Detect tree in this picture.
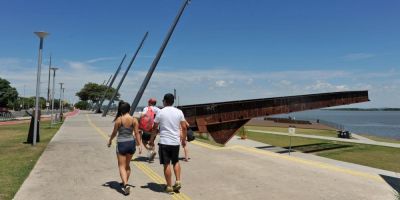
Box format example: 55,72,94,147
0,77,18,108
74,100,90,110
75,82,120,104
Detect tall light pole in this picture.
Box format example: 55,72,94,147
33,31,49,146
50,67,58,127
61,87,65,116
59,82,64,121
23,85,26,110
47,55,52,110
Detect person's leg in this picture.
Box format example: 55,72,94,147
183,144,189,161
171,145,181,192
125,153,133,183
149,144,157,162
117,153,128,185
163,164,173,187
173,162,181,181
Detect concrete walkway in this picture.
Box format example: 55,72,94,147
14,112,399,200
247,129,400,148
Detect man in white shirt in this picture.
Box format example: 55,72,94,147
150,93,187,194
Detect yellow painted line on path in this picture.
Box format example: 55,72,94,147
86,114,191,200
191,140,384,183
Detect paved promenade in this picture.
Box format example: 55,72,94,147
14,111,398,199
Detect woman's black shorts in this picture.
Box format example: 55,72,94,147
116,140,136,155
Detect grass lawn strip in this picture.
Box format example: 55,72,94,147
245,130,400,173
244,125,338,138
0,121,62,200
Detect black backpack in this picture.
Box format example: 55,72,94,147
186,127,195,142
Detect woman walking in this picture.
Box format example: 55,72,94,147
108,101,142,195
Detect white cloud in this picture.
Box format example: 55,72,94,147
86,57,118,64
215,80,227,87
279,80,292,86
66,61,90,70
305,80,349,92
1,57,399,108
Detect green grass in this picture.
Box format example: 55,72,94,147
244,125,338,138
317,143,400,173
245,130,328,147
245,130,400,172
0,121,62,200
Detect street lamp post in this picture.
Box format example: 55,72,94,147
61,87,65,117
33,31,49,146
59,82,64,121
50,67,58,127
23,85,26,110
47,55,52,111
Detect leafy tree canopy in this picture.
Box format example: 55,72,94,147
75,82,120,103
74,100,90,110
0,77,18,107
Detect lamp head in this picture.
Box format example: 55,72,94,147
34,31,49,39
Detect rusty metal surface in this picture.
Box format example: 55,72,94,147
178,90,369,144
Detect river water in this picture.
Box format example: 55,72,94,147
271,110,400,140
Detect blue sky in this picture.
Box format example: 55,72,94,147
1,0,399,108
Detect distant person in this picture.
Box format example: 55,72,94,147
108,101,142,195
180,120,191,162
150,93,187,194
140,98,161,162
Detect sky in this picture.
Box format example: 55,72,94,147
0,0,399,108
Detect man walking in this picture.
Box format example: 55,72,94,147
140,98,160,162
150,93,187,193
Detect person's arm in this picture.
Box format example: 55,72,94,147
132,117,142,154
180,120,188,145
108,119,119,147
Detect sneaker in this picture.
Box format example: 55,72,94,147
123,185,130,195
165,186,174,194
173,181,181,192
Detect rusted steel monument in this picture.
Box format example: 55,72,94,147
107,0,370,145
179,91,369,144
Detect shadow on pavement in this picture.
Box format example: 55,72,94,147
255,145,276,149
133,156,149,162
102,181,135,195
141,182,166,193
179,157,190,162
380,174,400,194
281,143,353,153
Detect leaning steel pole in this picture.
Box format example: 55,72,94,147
104,74,113,86
95,55,126,113
129,0,190,115
103,32,149,117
